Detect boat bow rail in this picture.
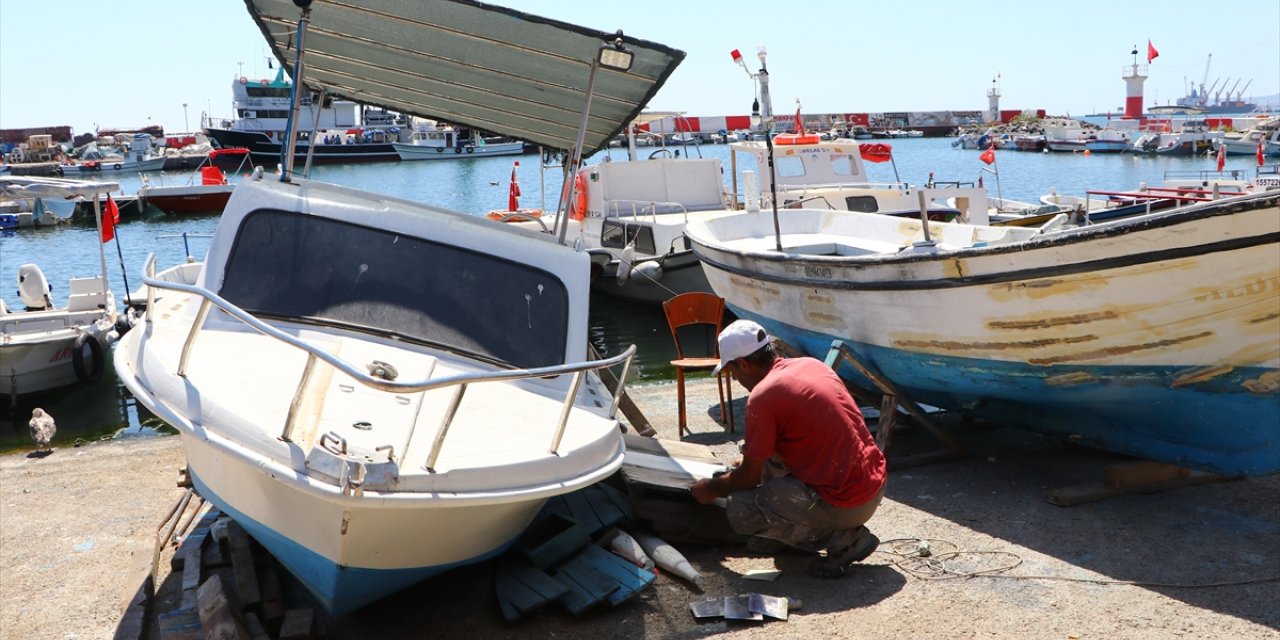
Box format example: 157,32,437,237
139,254,636,483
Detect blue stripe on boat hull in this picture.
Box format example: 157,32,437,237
189,472,517,614
730,306,1280,476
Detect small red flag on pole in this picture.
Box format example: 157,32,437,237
1216,143,1226,173
793,102,805,135
979,145,996,165
508,161,521,211
1147,40,1159,63
101,194,120,243
1258,142,1266,167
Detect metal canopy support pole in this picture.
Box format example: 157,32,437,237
556,53,602,245
302,88,325,178
279,2,312,182
93,194,110,302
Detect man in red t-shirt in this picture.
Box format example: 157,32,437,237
690,320,887,578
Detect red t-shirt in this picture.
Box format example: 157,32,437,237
741,357,886,508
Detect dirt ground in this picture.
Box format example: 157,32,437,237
2,378,1278,639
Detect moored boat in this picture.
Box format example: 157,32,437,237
1,176,121,399
686,190,1280,477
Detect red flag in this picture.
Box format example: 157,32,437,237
507,161,521,211
730,49,742,65
1147,40,1159,63
979,145,996,165
1216,143,1226,172
101,194,120,243
1259,142,1266,167
794,104,805,135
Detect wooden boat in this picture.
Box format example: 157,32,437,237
113,0,682,614
0,177,120,398
685,190,1280,476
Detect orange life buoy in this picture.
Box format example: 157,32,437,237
569,173,588,221
774,133,821,145
260,79,269,87
485,209,543,222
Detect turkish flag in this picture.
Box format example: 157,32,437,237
1147,40,1159,63
794,105,805,135
1216,143,1226,172
101,194,120,243
1259,142,1266,167
508,162,521,211
979,145,996,165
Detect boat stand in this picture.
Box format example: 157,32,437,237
818,339,967,470
1046,461,1241,507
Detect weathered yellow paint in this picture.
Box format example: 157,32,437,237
1044,371,1098,386
1171,364,1234,388
893,333,1098,353
942,257,967,279
1243,371,1280,394
1193,275,1280,303
989,310,1120,330
1028,331,1214,365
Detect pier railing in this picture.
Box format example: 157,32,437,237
139,254,635,471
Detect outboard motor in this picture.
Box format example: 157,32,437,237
17,263,53,311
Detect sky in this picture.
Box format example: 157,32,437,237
2,1,1277,136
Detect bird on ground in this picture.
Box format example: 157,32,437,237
29,408,56,452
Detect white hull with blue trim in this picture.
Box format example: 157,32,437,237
686,190,1280,476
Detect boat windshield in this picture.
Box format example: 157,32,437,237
219,209,569,369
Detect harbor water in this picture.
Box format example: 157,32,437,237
0,137,1260,449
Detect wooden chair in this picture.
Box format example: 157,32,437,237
662,292,734,438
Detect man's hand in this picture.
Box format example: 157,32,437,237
689,478,720,505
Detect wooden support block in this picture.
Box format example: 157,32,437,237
556,552,622,603
517,513,591,570
629,492,745,545
581,486,627,534
196,574,250,640
623,433,723,465
254,553,286,630
113,582,149,640
1048,467,1238,507
156,609,202,640
277,608,315,640
505,561,570,602
561,490,603,535
496,589,523,622
225,521,262,608
551,569,599,615
596,481,635,521
552,562,614,615
242,613,270,640
495,568,551,614
178,533,207,610
576,544,655,605
1103,461,1188,489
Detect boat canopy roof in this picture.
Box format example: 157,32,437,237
0,176,120,201
243,0,686,156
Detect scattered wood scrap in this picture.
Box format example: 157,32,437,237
619,434,743,545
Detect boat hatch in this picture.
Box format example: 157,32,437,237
244,0,685,155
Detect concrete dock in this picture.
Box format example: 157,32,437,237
2,377,1278,639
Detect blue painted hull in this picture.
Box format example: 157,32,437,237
190,471,517,614
732,308,1280,476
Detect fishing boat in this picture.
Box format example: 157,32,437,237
393,119,525,160
1,176,120,399
686,190,1280,476
113,0,682,613
58,133,167,175
138,148,256,215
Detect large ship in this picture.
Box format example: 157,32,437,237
202,68,406,165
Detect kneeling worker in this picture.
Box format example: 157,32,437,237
689,320,886,578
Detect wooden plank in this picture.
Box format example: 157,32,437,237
156,609,202,640
277,608,315,640
254,552,286,630
554,557,617,610
242,613,270,640
631,496,745,545
178,532,207,610
225,521,261,608
623,433,722,464
195,574,250,640
495,567,551,614
582,486,626,533
517,513,590,570
596,482,635,521
577,544,655,605
550,569,600,615
561,490,602,534
507,562,570,602
495,589,523,622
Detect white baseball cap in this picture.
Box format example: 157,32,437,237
713,320,772,375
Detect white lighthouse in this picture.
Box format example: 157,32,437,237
1122,45,1148,119
986,76,1001,123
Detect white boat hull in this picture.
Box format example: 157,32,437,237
393,140,524,160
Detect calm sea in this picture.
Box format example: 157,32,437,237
0,137,1253,448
